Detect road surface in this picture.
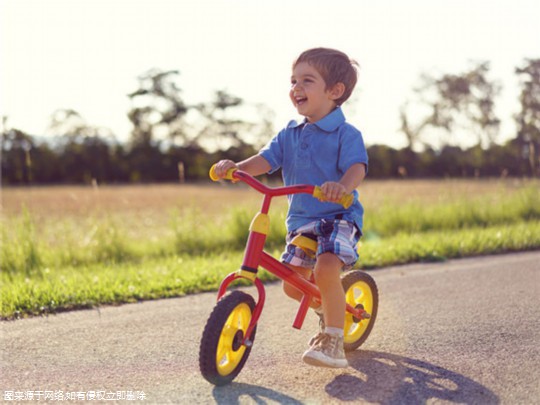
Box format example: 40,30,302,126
1,251,539,404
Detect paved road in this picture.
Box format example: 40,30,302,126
1,251,539,404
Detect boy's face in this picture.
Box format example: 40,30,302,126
290,62,339,123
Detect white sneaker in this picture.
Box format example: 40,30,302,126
302,333,348,368
308,311,325,346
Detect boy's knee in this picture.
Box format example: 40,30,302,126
282,264,312,298
282,280,293,295
315,252,343,270
314,253,344,281
282,280,302,300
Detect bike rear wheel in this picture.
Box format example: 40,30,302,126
199,290,257,386
342,270,378,352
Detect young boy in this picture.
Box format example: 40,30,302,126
212,47,368,368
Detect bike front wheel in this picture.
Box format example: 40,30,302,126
342,270,378,352
199,290,257,386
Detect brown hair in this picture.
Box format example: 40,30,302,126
293,47,359,105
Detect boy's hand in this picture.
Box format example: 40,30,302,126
320,182,347,203
213,160,238,179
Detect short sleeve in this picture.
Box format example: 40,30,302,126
259,130,285,174
338,126,369,174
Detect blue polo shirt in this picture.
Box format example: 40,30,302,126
259,107,368,233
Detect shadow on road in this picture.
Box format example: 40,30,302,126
212,382,303,405
327,350,499,404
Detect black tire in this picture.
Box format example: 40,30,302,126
199,291,257,386
341,270,378,352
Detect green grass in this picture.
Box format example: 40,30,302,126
359,221,540,268
1,252,251,318
366,185,540,236
2,221,539,319
1,183,539,319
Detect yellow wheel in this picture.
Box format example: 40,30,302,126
199,291,256,385
342,270,378,352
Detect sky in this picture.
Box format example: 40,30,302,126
1,0,539,149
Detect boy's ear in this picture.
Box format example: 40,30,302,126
328,82,345,101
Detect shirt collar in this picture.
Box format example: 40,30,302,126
288,107,346,132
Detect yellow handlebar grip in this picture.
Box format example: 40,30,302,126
209,164,237,181
312,186,325,201
209,164,220,181
313,186,354,209
340,193,354,209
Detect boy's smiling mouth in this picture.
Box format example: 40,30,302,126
295,96,307,105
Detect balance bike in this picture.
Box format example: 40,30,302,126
199,166,378,385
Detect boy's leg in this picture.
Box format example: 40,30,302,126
312,253,346,329
301,220,358,368
280,228,319,307
282,263,320,308
302,252,348,368
311,219,359,329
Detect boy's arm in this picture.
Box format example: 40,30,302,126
238,155,272,176
339,163,366,193
213,155,272,179
321,163,366,202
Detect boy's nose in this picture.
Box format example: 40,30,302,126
291,84,302,96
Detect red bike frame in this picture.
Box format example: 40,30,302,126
215,169,368,346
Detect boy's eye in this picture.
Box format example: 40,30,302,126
290,77,314,87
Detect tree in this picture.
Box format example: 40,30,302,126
515,58,540,177
127,69,189,147
191,90,274,151
401,62,501,150
47,109,119,183
399,102,432,151
48,109,114,139
1,127,36,184
436,62,500,148
365,144,397,177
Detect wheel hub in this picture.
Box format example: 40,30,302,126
231,330,244,351
352,304,366,323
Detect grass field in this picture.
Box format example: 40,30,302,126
1,179,539,319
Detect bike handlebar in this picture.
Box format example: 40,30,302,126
209,164,354,209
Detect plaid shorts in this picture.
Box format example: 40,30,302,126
281,219,360,270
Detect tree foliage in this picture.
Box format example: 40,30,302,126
515,58,540,176
2,59,539,185
400,61,501,150
127,69,189,147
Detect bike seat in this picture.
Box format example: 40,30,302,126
290,234,318,258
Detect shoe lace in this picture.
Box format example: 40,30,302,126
316,312,325,332
312,333,334,350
